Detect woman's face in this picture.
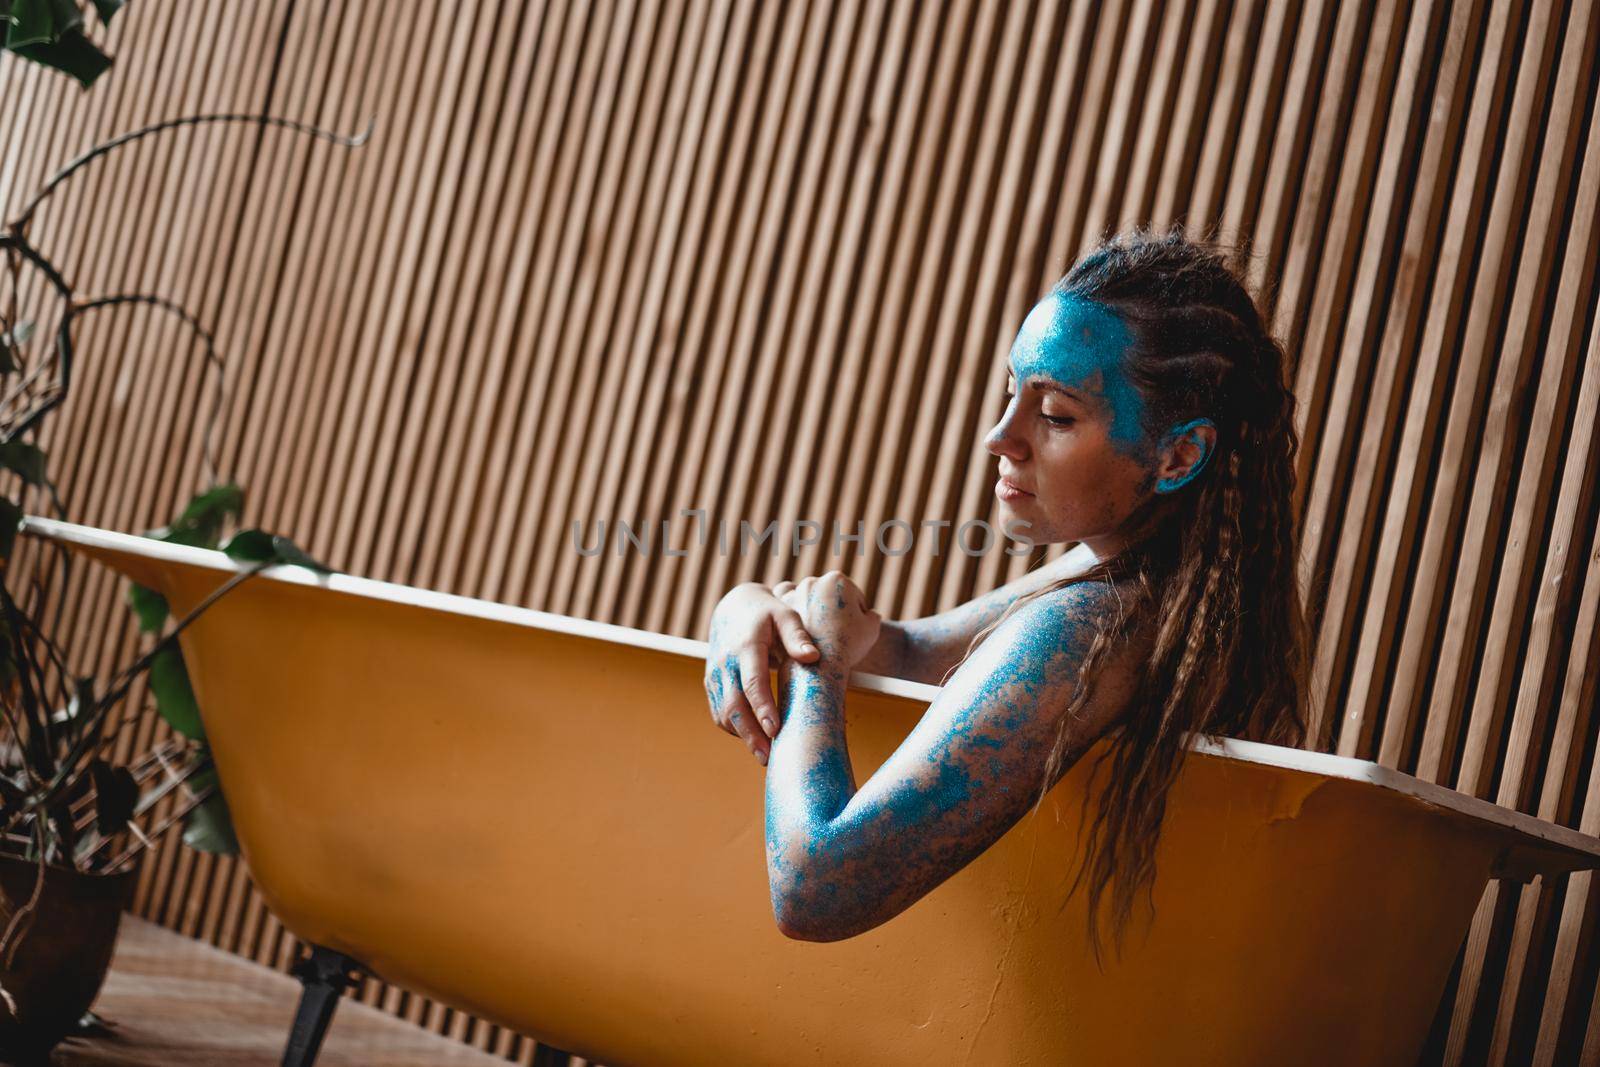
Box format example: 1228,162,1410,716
984,291,1198,556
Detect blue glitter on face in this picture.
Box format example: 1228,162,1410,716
1008,291,1147,454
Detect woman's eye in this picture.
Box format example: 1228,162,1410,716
1043,413,1075,426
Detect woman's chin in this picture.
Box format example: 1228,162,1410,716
998,499,1072,546
996,496,1044,538
995,492,1033,517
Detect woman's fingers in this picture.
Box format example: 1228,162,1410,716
729,649,773,763
727,704,770,765
740,645,780,741
772,580,796,596
706,655,771,765
705,653,743,735
774,607,818,664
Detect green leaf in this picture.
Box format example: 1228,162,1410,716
146,644,204,739
222,529,334,575
183,793,239,853
88,759,138,836
90,0,122,26
0,494,21,559
5,0,62,48
0,438,46,485
145,483,243,549
49,0,79,29
273,537,333,574
125,581,168,633
173,482,243,537
218,528,272,562
10,27,112,88
4,0,87,48
154,524,212,549
183,763,238,854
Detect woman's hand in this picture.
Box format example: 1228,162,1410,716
705,582,820,764
778,571,882,671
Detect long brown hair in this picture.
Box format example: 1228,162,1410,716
969,225,1312,964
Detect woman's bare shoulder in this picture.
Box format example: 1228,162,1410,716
990,576,1143,655
993,578,1150,737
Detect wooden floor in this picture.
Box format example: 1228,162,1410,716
51,917,513,1066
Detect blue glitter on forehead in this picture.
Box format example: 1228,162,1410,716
1008,290,1147,452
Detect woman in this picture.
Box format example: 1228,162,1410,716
704,227,1309,958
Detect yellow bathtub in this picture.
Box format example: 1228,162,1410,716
27,517,1600,1067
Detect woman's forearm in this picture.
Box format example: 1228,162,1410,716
766,659,854,825
856,617,979,685
765,658,856,935
846,544,1101,686
853,618,912,679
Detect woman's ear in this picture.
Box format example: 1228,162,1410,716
1153,418,1217,493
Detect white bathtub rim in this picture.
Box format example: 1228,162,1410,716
24,514,1600,865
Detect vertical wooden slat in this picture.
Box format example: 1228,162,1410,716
1443,8,1600,1057
1395,0,1556,781
970,0,1097,601
461,0,618,600
1303,0,1448,759
650,0,851,633
737,0,892,630
865,1,1009,616
853,0,1028,623
578,0,753,624
939,0,1075,612
609,0,817,629
907,0,1075,622
1367,0,1523,768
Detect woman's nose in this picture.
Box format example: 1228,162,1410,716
984,413,1026,461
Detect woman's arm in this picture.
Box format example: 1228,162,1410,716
703,543,1097,763
854,541,1100,685
765,577,1133,942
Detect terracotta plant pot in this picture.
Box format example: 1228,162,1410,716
0,852,139,1061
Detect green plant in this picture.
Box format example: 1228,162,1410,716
0,16,370,965
0,484,327,885
2,155,347,914
2,0,128,88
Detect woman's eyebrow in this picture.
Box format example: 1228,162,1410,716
1027,379,1087,403
1006,359,1087,402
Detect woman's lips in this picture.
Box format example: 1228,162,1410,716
996,476,1034,502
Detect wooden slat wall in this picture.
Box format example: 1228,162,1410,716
4,2,1599,1063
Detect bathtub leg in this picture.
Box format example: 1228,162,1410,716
282,944,362,1067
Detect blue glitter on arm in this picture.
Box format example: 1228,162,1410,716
764,581,1126,941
